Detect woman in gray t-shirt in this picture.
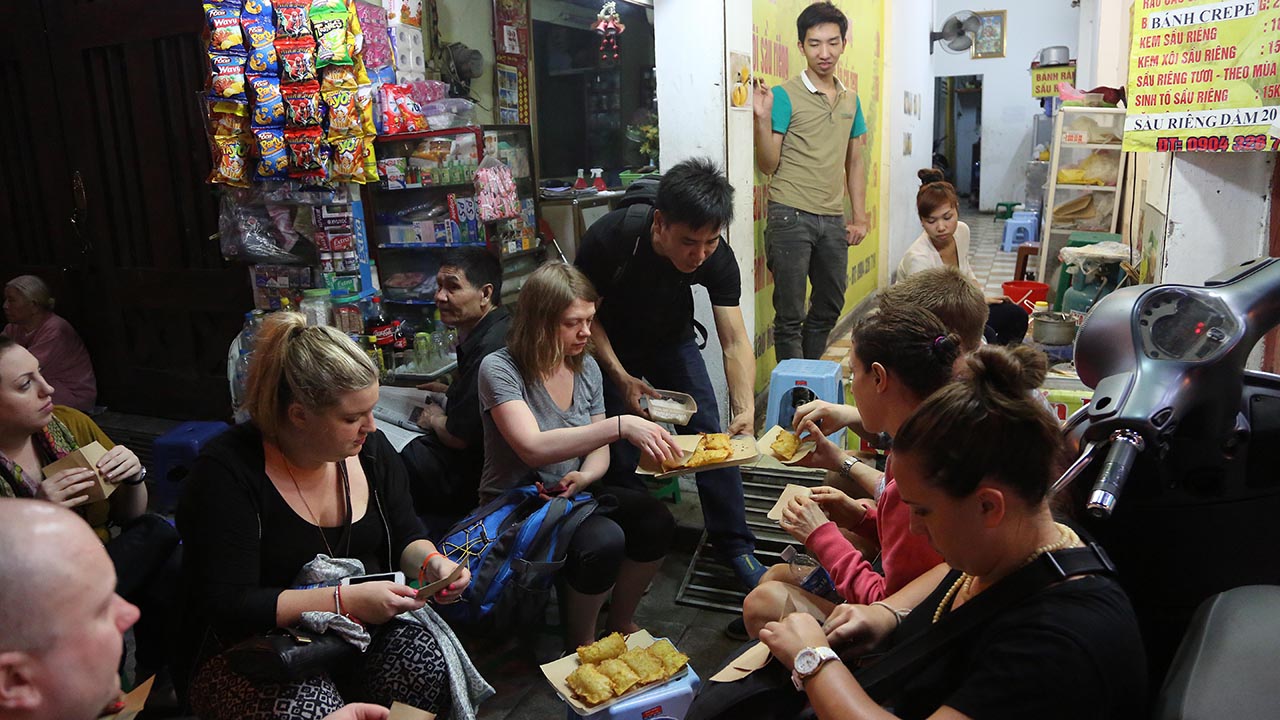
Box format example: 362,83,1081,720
476,262,682,649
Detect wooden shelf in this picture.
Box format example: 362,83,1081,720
374,126,483,143
1059,143,1123,150
378,242,487,250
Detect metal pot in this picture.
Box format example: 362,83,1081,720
1039,46,1071,66
1032,311,1078,345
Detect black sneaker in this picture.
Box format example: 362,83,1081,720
724,616,749,642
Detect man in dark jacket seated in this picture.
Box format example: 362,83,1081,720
401,248,510,530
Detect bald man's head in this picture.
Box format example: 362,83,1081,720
0,501,97,652
0,499,137,720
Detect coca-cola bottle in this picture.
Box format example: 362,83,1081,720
366,296,395,348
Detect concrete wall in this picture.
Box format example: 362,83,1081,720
932,1,1080,210
882,0,936,279
1162,153,1274,284
436,0,496,123
1076,0,1132,90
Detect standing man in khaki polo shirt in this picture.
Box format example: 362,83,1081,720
754,1,869,361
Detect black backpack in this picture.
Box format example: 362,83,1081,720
609,174,709,348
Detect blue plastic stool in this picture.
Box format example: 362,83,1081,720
149,421,230,511
765,359,845,446
1001,212,1039,252
567,665,701,720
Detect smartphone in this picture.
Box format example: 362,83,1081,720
341,571,406,586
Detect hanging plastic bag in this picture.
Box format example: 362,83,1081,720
473,155,521,222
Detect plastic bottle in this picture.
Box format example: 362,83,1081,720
572,168,588,190
366,296,395,348
300,288,333,327
364,335,386,379
591,168,606,192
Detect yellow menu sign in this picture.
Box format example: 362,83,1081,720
1125,0,1280,152
1031,64,1077,98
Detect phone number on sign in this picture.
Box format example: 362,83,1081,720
1155,134,1280,152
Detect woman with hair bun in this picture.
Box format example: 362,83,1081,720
178,312,487,720
895,169,1028,346
3,275,97,411
740,305,958,636
749,344,1146,720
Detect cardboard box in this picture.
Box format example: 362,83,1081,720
42,441,114,504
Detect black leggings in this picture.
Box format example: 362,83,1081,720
106,513,182,673
563,483,676,594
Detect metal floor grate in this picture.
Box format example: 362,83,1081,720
674,464,826,613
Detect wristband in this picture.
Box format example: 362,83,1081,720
420,552,444,584
870,601,908,627
334,585,342,615
617,415,622,442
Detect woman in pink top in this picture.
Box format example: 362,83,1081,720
3,275,97,412
742,305,959,637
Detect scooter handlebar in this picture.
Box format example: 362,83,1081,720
1086,430,1146,519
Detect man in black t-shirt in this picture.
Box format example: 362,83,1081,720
401,248,510,524
576,158,763,588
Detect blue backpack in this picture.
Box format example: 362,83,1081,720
435,484,599,635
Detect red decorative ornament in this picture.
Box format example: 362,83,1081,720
592,1,625,61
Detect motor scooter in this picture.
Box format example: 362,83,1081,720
1054,256,1280,702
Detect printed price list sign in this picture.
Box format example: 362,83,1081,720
1125,0,1280,152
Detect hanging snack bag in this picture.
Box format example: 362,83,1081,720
356,85,377,137
363,139,380,184
324,89,361,139
330,135,366,181
320,65,358,93
254,127,290,180
285,127,325,172
275,0,312,39
241,0,277,69
277,38,318,83
311,0,352,68
204,1,245,53
209,135,251,187
209,51,248,102
282,80,325,127
208,101,249,137
249,74,285,127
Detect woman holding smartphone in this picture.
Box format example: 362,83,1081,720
476,262,682,649
179,313,481,720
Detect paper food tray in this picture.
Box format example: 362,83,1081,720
635,434,759,479
756,425,817,465
541,630,690,716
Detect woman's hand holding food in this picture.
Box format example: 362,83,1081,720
36,467,97,508
792,400,858,439
420,553,470,605
759,612,830,671
619,415,682,464
97,445,143,485
809,486,873,529
791,432,845,473
779,494,831,544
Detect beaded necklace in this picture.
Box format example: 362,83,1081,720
932,522,1079,624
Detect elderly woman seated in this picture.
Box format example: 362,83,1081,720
3,275,97,412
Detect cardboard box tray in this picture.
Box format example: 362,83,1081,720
540,630,689,716
635,435,759,480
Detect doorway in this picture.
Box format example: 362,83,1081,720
933,74,983,208
531,0,656,183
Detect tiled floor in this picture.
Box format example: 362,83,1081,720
965,210,1022,298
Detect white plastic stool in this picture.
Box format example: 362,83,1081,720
1001,212,1039,252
